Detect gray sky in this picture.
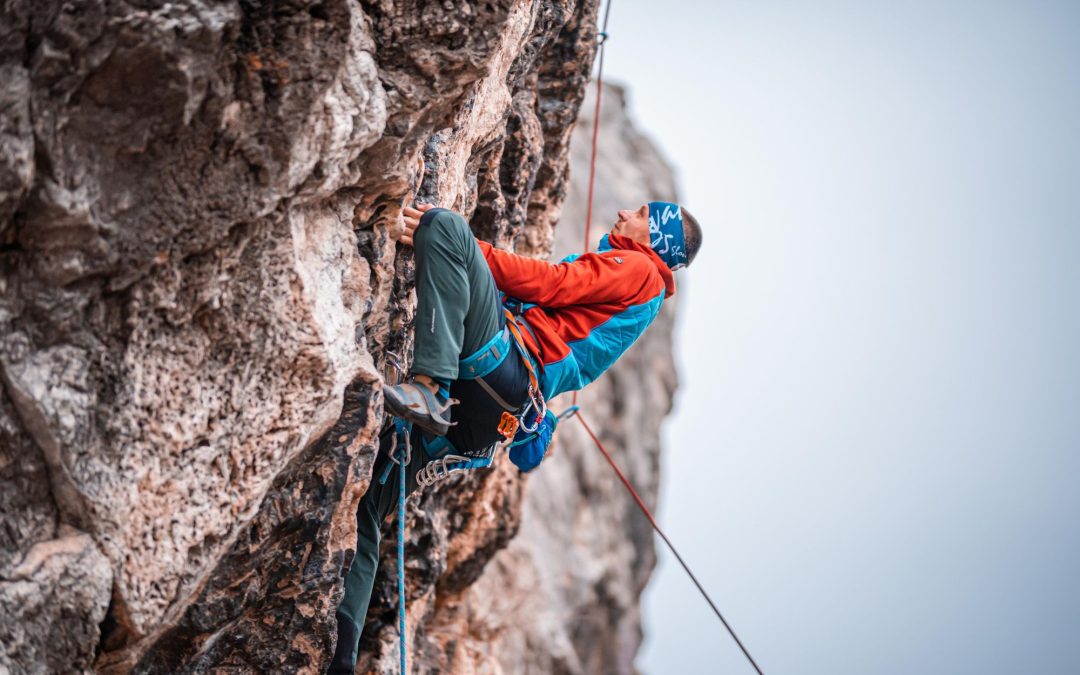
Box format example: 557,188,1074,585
596,1,1080,673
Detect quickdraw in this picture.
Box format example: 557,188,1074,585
415,443,499,489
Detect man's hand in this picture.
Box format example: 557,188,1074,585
401,203,437,247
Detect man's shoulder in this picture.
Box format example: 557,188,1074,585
591,248,661,278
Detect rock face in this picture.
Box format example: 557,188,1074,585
0,0,678,671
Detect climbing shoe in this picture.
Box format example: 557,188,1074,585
383,380,456,436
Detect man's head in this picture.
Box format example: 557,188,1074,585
610,202,702,269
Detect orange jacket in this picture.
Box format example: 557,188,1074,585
477,234,675,398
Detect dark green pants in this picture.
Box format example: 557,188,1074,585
411,209,501,381
329,210,528,674
328,427,432,675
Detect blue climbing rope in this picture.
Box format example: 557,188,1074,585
397,447,406,673
397,422,409,674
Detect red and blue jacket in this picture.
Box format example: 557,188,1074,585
476,234,676,400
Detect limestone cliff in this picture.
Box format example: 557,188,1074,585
0,0,677,671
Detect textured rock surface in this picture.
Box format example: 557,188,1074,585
1,1,678,672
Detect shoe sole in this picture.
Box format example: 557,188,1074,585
383,386,451,436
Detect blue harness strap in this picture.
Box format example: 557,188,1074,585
457,326,512,380
421,434,452,458
502,296,543,355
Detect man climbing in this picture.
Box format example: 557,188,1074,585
328,199,702,673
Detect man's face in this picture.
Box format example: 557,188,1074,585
611,204,651,245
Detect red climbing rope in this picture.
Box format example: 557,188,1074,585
574,411,765,675
581,21,610,257
575,1,612,408
581,81,602,259
570,7,763,669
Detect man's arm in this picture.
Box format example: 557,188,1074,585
476,239,657,308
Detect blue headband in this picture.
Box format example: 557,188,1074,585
648,201,688,270
596,201,688,270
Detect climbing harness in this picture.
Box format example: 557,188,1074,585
457,307,547,431
457,325,513,379
407,307,549,489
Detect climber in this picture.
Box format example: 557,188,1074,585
327,200,702,673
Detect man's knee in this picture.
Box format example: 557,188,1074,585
416,208,471,250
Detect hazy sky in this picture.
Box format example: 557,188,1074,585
597,2,1080,673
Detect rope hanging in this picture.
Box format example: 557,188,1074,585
581,0,613,257
568,2,765,672
574,0,613,408
573,411,765,675
397,438,407,674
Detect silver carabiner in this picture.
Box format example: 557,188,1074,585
517,385,548,433
384,350,405,386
